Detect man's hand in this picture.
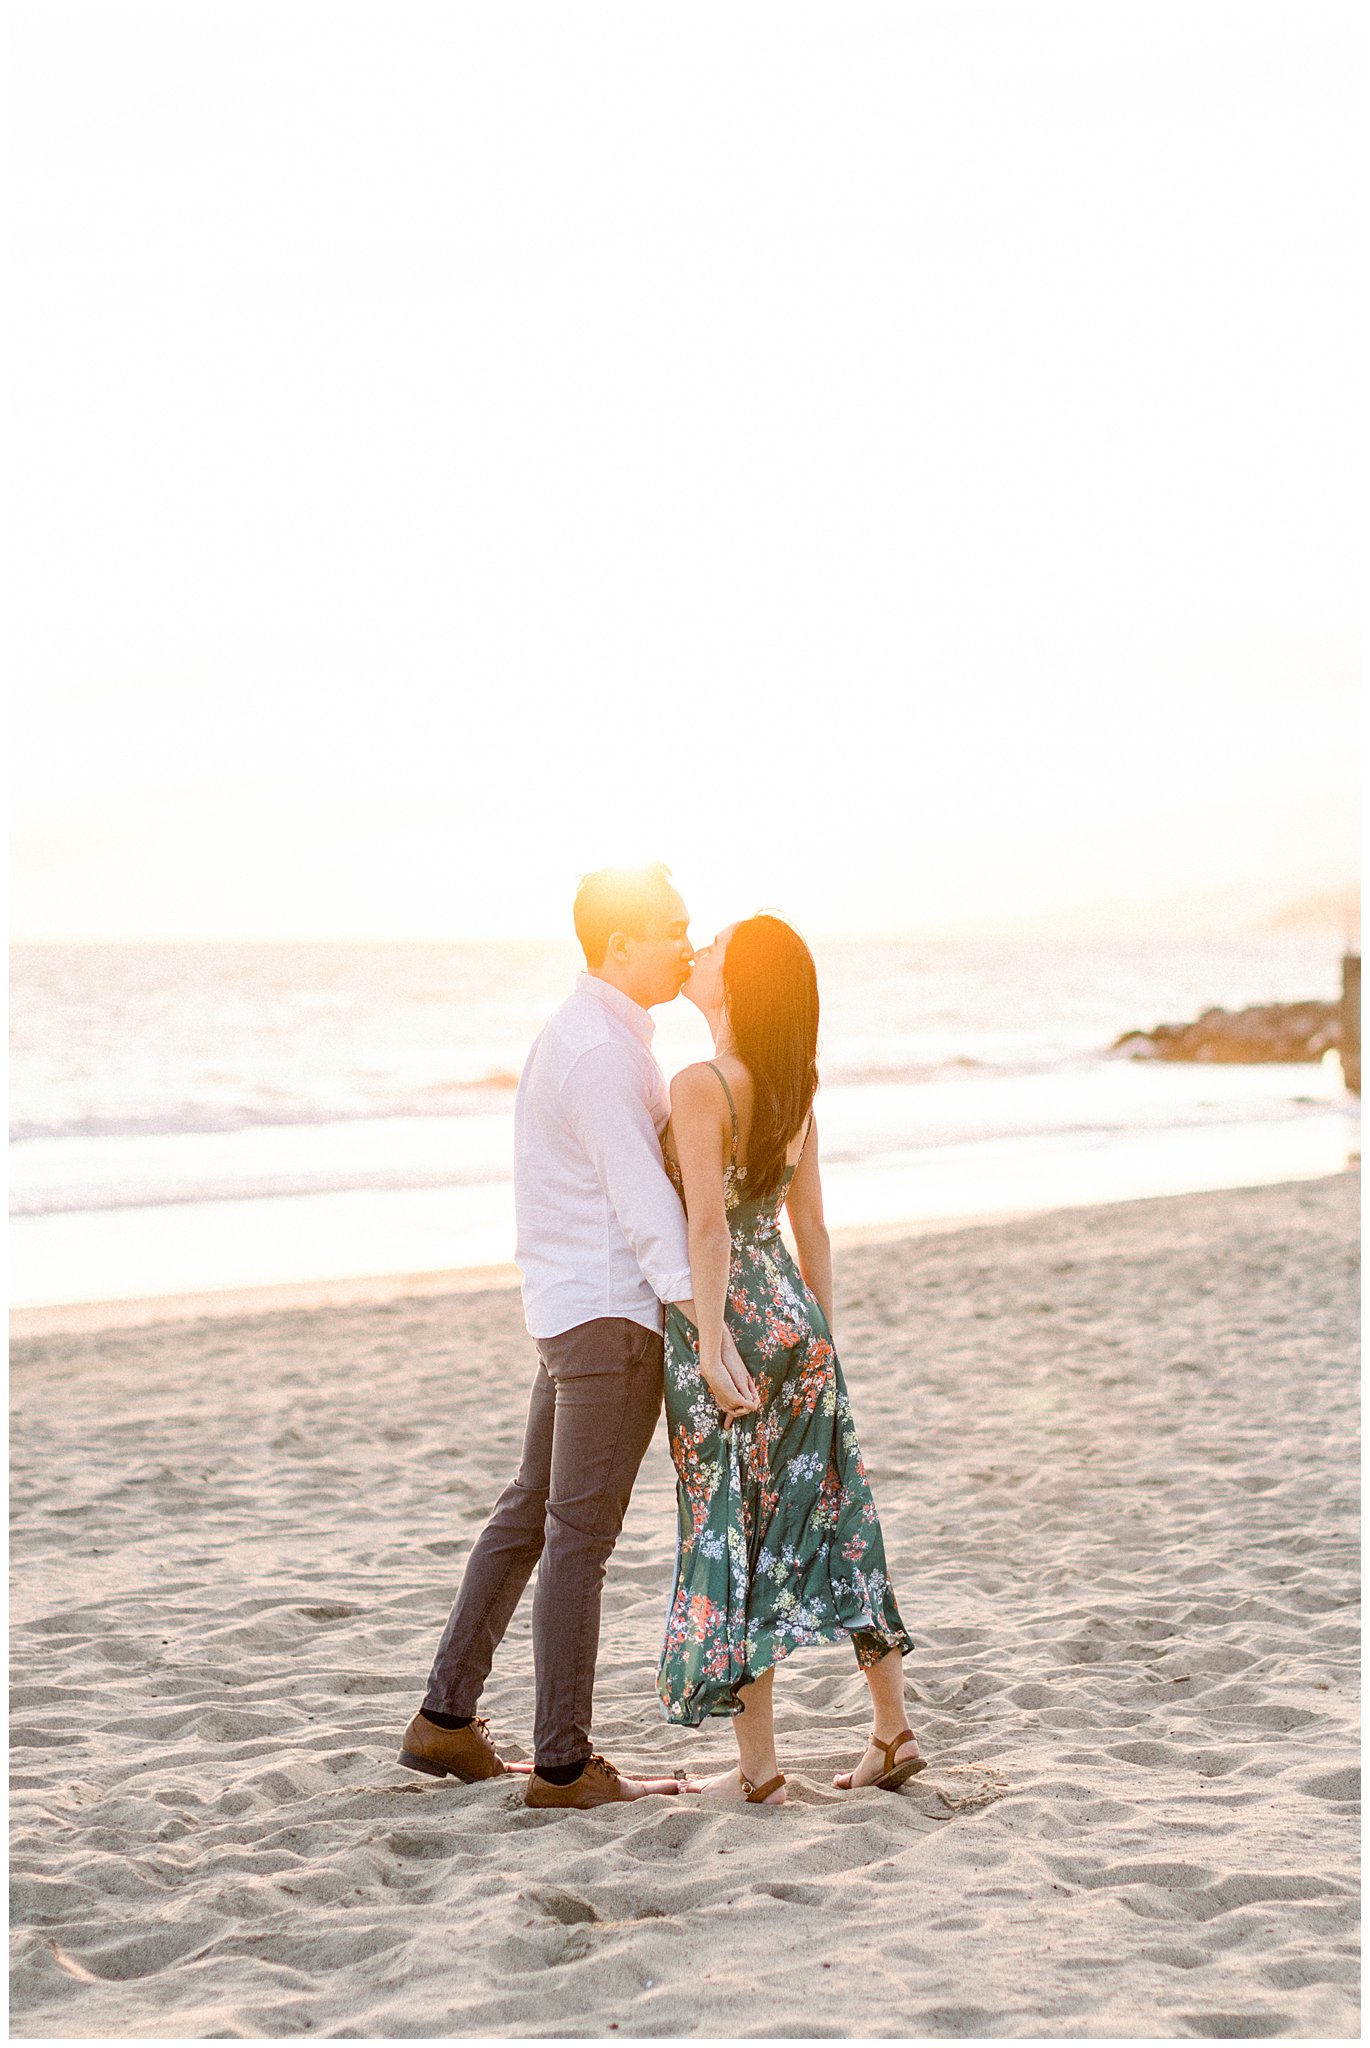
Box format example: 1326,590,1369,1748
672,1302,760,1429
701,1327,760,1430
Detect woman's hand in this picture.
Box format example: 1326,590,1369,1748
700,1330,761,1430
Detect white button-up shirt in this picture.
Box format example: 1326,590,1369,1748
513,974,693,1340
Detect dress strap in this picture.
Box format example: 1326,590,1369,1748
705,1061,740,1162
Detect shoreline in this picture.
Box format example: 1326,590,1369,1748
7,1211,1031,1344
10,1156,1357,1343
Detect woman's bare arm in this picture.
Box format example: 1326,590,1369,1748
783,1117,834,1330
669,1066,758,1421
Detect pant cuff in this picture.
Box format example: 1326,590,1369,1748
423,1692,478,1718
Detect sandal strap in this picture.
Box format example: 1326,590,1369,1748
740,1771,786,1803
878,1729,918,1771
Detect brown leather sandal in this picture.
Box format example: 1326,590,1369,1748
835,1728,926,1792
739,1770,786,1804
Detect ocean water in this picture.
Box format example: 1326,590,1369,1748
10,938,1357,1307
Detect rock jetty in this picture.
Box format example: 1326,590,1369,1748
1112,1000,1341,1064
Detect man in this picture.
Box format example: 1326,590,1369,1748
399,863,756,1809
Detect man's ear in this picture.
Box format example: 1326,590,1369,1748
606,929,631,964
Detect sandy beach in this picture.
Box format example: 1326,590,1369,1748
9,1173,1359,2040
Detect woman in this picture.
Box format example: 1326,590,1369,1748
658,913,924,1805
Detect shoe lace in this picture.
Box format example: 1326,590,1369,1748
586,1751,618,1779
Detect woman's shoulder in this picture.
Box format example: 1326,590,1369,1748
669,1058,751,1120
669,1060,729,1105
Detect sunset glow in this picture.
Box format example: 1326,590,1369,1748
10,3,1357,943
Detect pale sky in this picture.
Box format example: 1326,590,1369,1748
10,2,1360,942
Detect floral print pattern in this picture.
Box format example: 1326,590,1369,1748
657,1142,913,1725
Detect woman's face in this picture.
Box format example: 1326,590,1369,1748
682,921,739,1018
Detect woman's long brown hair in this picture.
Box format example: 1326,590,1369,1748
723,914,819,1200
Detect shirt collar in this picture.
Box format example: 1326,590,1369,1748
576,971,656,1043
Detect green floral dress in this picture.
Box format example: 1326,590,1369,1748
657,1064,913,1726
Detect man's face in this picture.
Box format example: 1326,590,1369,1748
622,886,694,1007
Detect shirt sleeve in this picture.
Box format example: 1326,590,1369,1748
559,1043,694,1305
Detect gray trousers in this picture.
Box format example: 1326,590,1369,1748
423,1316,665,1768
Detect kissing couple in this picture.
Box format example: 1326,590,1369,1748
399,864,923,1808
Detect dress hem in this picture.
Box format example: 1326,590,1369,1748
656,1615,915,1729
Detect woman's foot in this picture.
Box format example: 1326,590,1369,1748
688,1765,787,1805
833,1729,924,1790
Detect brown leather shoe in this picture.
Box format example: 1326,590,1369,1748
524,1753,682,1809
397,1710,506,1781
